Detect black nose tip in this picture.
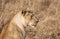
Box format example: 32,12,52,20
36,20,39,23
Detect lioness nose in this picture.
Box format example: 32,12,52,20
36,20,39,23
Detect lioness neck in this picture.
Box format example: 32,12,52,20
11,12,25,33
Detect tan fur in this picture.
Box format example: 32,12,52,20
0,10,39,39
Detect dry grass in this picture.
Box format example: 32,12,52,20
0,0,60,39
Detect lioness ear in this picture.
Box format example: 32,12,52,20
22,10,26,16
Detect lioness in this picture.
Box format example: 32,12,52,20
0,10,39,39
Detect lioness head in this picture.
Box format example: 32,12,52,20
21,10,39,28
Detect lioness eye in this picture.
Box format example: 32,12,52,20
27,11,33,13
31,14,34,19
